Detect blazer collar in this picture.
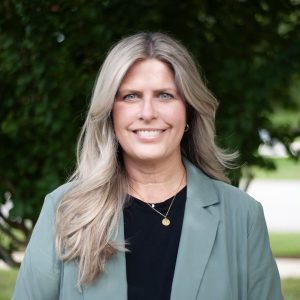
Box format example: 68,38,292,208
170,157,220,300
183,157,219,207
84,158,220,300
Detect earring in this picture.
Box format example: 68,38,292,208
184,124,189,132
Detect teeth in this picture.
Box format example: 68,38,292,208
136,130,162,137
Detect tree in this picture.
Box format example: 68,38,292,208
1,0,300,266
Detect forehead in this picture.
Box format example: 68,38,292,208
119,59,177,90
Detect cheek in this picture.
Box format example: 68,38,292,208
165,103,186,127
112,104,125,131
112,103,135,136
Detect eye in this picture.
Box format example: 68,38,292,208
159,92,173,100
123,94,137,101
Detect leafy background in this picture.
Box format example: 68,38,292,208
1,0,300,265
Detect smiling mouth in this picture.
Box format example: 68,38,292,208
134,129,165,137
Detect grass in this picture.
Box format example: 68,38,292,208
282,278,300,300
0,269,18,300
270,232,300,258
246,157,300,180
0,269,299,299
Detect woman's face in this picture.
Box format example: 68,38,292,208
112,59,186,164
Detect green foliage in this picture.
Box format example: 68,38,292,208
1,0,300,262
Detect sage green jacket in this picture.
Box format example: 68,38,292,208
13,159,283,300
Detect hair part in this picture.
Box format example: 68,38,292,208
55,32,238,287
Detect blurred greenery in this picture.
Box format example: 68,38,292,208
270,233,300,258
1,269,298,299
0,269,18,300
271,109,300,129
1,1,300,264
282,278,300,300
244,157,300,179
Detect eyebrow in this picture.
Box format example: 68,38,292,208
117,88,178,94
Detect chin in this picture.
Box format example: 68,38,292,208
135,154,166,162
122,145,181,164
127,150,176,164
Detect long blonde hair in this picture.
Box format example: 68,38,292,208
55,32,238,287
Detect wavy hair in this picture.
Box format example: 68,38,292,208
55,32,238,287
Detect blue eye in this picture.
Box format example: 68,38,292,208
159,93,173,99
123,94,137,100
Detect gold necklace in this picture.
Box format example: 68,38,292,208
129,170,186,226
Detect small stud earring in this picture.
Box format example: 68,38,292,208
184,124,189,132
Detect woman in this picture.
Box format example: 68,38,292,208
13,32,283,300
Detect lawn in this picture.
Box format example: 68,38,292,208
245,157,300,180
1,269,299,299
270,232,300,258
0,269,18,300
282,278,300,300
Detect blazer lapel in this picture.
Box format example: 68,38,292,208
83,213,127,300
170,158,220,300
84,158,219,300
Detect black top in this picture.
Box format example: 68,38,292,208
123,186,187,300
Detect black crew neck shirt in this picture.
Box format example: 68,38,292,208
123,186,187,300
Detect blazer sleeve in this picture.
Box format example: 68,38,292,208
12,193,61,300
247,201,283,300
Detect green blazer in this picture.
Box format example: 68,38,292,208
13,159,283,300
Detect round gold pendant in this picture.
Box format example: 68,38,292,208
162,218,170,226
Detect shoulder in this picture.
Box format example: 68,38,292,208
211,179,264,233
212,179,257,205
35,182,76,220
184,157,261,214
212,179,260,208
185,157,263,229
44,181,75,207
12,184,75,299
29,182,76,229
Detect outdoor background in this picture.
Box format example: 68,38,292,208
1,0,300,299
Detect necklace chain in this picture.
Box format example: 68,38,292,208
129,170,186,226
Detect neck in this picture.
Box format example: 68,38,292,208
124,155,186,203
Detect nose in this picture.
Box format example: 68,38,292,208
138,97,157,122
